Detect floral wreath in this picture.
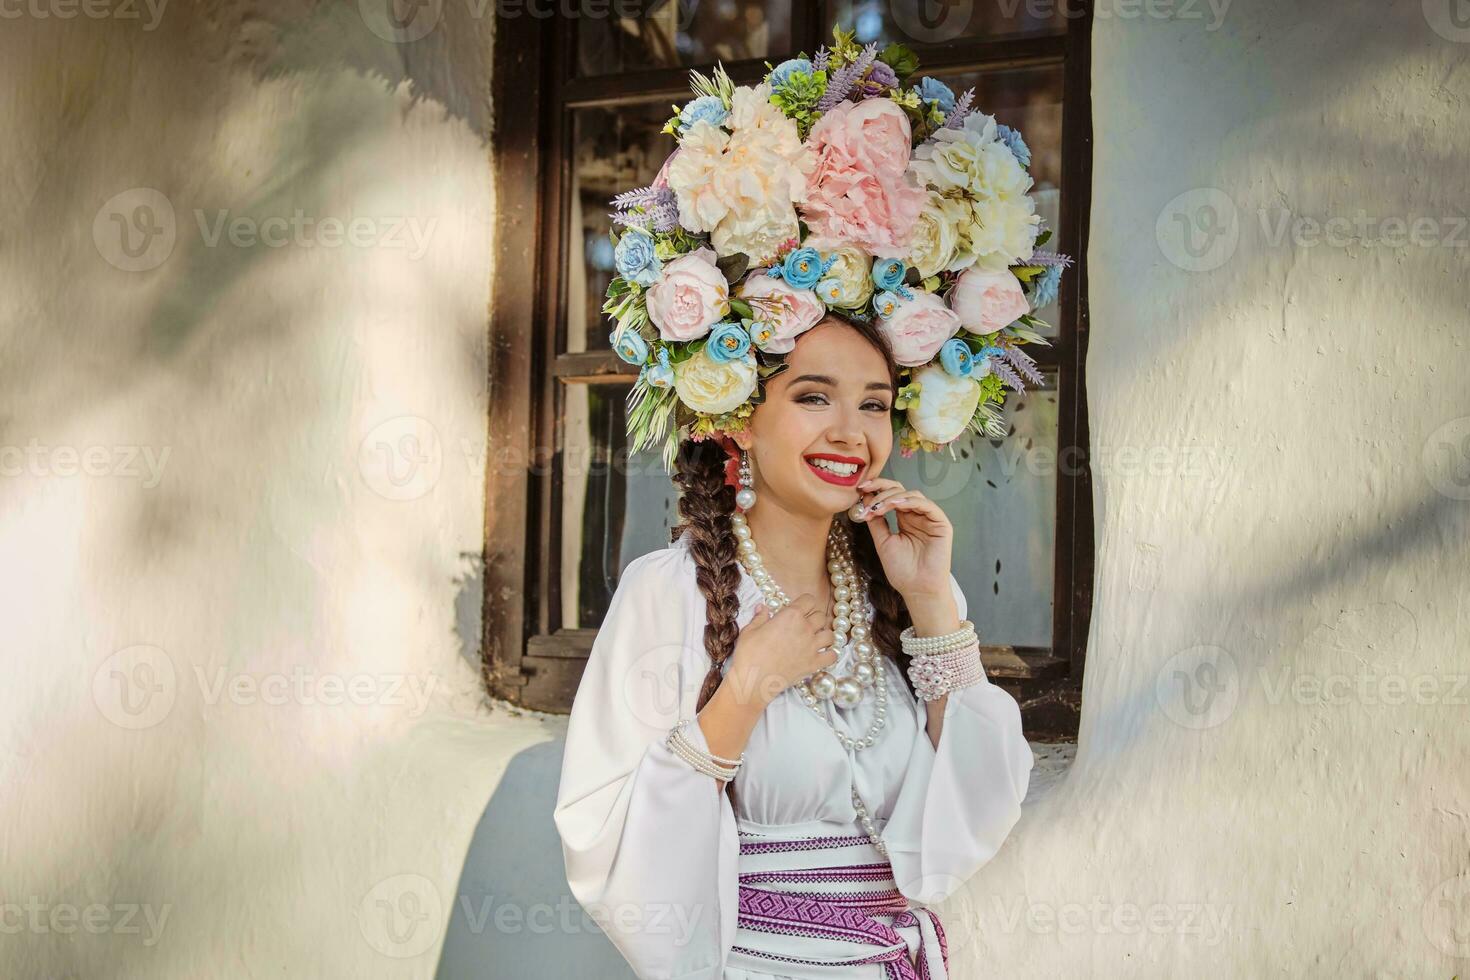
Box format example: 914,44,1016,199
605,26,1072,471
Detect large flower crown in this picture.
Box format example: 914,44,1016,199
605,26,1072,470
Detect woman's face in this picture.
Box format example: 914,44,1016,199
743,318,895,518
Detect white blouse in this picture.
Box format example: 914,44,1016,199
554,533,1033,980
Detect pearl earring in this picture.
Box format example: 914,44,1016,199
735,450,757,511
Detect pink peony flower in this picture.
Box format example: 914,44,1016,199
946,268,1029,334
800,99,927,258
645,248,730,342
735,274,827,353
877,290,962,367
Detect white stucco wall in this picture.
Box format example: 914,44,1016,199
3,2,1467,979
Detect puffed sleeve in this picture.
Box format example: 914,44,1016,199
883,572,1034,905
553,547,739,980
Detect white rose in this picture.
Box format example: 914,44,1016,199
674,347,758,414
906,364,981,445
967,196,1040,271
905,192,973,278
711,203,800,265
802,237,874,309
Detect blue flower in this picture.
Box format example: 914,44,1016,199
871,258,907,292
939,338,974,378
642,347,674,388
769,58,813,88
873,291,902,318
918,77,956,114
614,228,662,287
782,247,825,289
996,124,1032,168
706,321,751,363
611,329,649,366
815,278,844,305
678,95,729,134
1030,263,1062,308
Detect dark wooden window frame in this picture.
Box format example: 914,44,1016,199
485,7,1094,739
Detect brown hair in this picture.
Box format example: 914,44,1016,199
669,312,917,726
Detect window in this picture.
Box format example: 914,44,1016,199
486,3,1094,739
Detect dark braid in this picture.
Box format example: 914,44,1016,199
670,437,744,713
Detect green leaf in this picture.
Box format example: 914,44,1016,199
729,297,754,319
879,43,919,81
1035,229,1052,248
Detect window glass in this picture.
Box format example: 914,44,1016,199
826,0,1067,46
884,379,1058,648
577,0,793,76
566,101,677,354
559,383,680,629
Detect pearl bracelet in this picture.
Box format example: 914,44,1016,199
906,638,984,702
900,619,978,656
666,719,744,782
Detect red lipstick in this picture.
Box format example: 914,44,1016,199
803,452,866,487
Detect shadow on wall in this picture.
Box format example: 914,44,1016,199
436,739,636,980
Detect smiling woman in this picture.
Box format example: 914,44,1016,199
554,307,1034,979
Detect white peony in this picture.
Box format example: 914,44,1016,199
967,196,1040,271
905,191,975,278
906,364,982,445
909,113,1033,205
666,83,815,263
673,346,758,414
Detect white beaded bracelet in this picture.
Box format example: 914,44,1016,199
900,619,978,656
666,719,744,781
906,638,984,701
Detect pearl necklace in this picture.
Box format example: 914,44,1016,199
729,512,891,855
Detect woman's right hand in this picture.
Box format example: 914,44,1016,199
723,595,839,709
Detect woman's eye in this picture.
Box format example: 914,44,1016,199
797,393,828,405
864,401,891,412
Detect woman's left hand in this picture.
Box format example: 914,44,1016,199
851,478,954,601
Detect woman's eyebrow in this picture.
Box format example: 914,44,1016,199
791,373,893,392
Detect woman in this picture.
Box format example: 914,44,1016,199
554,310,1034,979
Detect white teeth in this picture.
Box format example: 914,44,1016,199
808,458,859,477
